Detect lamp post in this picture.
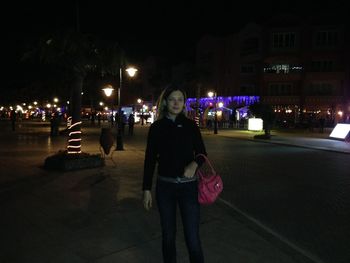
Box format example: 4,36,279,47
102,85,114,127
137,98,144,125
208,91,218,134
116,66,138,151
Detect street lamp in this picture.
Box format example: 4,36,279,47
208,91,218,134
102,85,114,97
102,85,114,126
116,66,138,151
137,98,144,125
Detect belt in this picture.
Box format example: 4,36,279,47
158,176,197,184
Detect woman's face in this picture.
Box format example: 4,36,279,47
166,90,185,116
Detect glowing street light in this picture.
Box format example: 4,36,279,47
53,97,59,103
126,67,138,77
102,85,114,97
208,91,214,98
102,85,115,126
208,91,218,134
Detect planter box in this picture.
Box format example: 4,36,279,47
44,151,105,171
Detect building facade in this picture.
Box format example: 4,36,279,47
196,14,350,126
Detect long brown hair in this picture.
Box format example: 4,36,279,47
156,85,187,120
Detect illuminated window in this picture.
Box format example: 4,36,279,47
264,64,287,73
264,63,302,74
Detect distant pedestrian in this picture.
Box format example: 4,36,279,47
50,113,55,136
121,111,126,135
91,112,96,125
110,112,114,126
128,113,135,135
50,112,60,136
10,109,16,131
319,117,325,133
114,112,119,127
141,111,144,126
143,84,207,263
229,112,235,128
207,119,212,129
308,114,314,132
97,113,101,126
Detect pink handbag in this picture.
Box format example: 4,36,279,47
196,154,223,205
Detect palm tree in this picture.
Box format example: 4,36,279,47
23,29,124,154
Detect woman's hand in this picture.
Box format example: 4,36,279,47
143,190,152,211
184,161,198,178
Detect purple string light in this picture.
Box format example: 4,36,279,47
186,96,260,111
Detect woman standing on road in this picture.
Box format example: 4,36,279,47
142,85,207,263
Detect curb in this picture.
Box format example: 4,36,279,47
203,131,350,155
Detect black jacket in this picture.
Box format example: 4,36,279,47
143,114,207,190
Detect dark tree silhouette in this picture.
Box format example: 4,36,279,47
249,102,275,138
23,29,124,154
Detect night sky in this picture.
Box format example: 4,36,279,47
1,0,346,96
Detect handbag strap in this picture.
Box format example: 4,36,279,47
195,154,216,175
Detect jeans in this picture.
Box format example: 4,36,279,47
156,179,204,263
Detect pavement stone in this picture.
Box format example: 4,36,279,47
1,121,344,262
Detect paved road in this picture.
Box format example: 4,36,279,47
202,135,350,263
1,120,349,263
99,121,350,263
2,120,313,263
124,124,350,263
